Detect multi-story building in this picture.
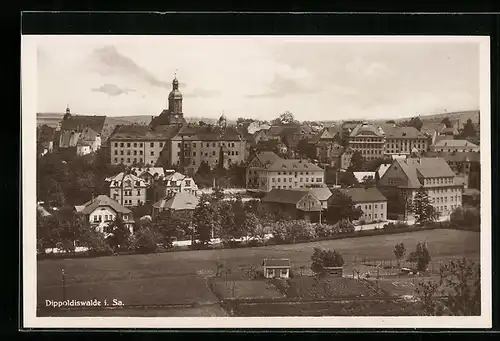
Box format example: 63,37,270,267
246,151,282,191
378,157,463,221
109,125,181,167
381,125,429,157
250,156,325,193
343,187,388,224
431,139,480,153
425,151,480,189
106,172,148,207
345,122,386,161
109,78,247,173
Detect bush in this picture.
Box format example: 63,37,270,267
335,219,355,233
131,226,158,254
310,247,344,275
271,220,316,244
451,207,480,229
408,242,431,272
81,228,114,256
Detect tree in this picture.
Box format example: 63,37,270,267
415,258,480,316
193,194,221,245
393,242,406,267
348,150,365,171
271,111,298,125
407,116,423,131
131,223,159,254
297,138,316,159
104,215,131,251
338,171,359,187
441,117,453,128
243,212,264,243
219,201,237,243
310,248,344,275
325,189,363,224
412,186,438,225
408,242,431,272
152,210,192,247
460,118,477,138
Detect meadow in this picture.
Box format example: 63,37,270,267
37,228,480,316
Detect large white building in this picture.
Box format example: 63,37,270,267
247,152,325,193
378,157,463,221
75,195,134,234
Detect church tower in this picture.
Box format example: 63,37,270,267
63,105,71,121
167,75,185,125
150,73,187,129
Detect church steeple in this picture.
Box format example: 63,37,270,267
168,72,183,117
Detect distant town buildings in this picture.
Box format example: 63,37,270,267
344,122,386,161
430,139,480,153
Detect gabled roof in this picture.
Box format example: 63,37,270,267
381,125,427,139
376,163,391,179
175,125,243,141
111,124,182,141
132,167,166,178
349,123,384,137
342,187,387,203
263,258,291,268
252,151,281,167
106,172,147,188
391,157,456,188
164,172,188,182
433,139,479,148
79,195,131,215
424,151,480,163
295,186,332,201
266,158,324,172
61,115,106,134
153,191,199,211
262,189,311,205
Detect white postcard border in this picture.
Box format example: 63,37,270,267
22,35,492,329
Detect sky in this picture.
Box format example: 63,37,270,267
35,36,481,122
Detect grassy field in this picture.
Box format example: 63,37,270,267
37,228,479,316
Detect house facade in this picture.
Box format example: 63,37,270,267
346,122,386,161
262,189,324,222
381,125,429,156
252,157,325,193
343,187,388,224
75,195,134,234
431,140,480,153
378,157,463,221
106,172,148,207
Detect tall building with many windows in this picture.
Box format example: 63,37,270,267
345,122,386,161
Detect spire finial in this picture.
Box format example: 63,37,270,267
174,69,178,79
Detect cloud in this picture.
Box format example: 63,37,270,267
86,45,173,88
184,88,220,98
91,84,135,96
247,74,320,98
346,57,387,77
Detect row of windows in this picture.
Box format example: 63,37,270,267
179,150,240,157
115,150,144,156
436,204,461,212
277,171,315,176
429,188,460,194
354,149,383,155
427,177,454,185
92,215,114,222
177,142,238,148
431,195,461,204
114,157,144,164
272,177,322,183
362,213,384,220
360,203,384,210
114,142,163,148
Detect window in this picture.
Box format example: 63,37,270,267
127,143,131,147
213,143,216,147
114,143,118,147
140,158,143,163
120,143,124,147
272,178,276,182
114,150,118,155
120,150,124,155
137,190,140,195
133,143,137,147
134,158,137,163
300,178,303,182
120,158,124,162
236,151,239,156
150,142,154,147
289,178,292,182
127,158,130,163
114,157,118,163
159,142,163,147
139,150,143,155
369,205,372,209
177,152,180,156
150,151,154,156
316,178,322,182
193,152,196,156
177,143,181,148
212,151,216,156
278,178,281,182
134,150,137,155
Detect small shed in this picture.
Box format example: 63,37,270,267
323,266,343,277
262,258,291,279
